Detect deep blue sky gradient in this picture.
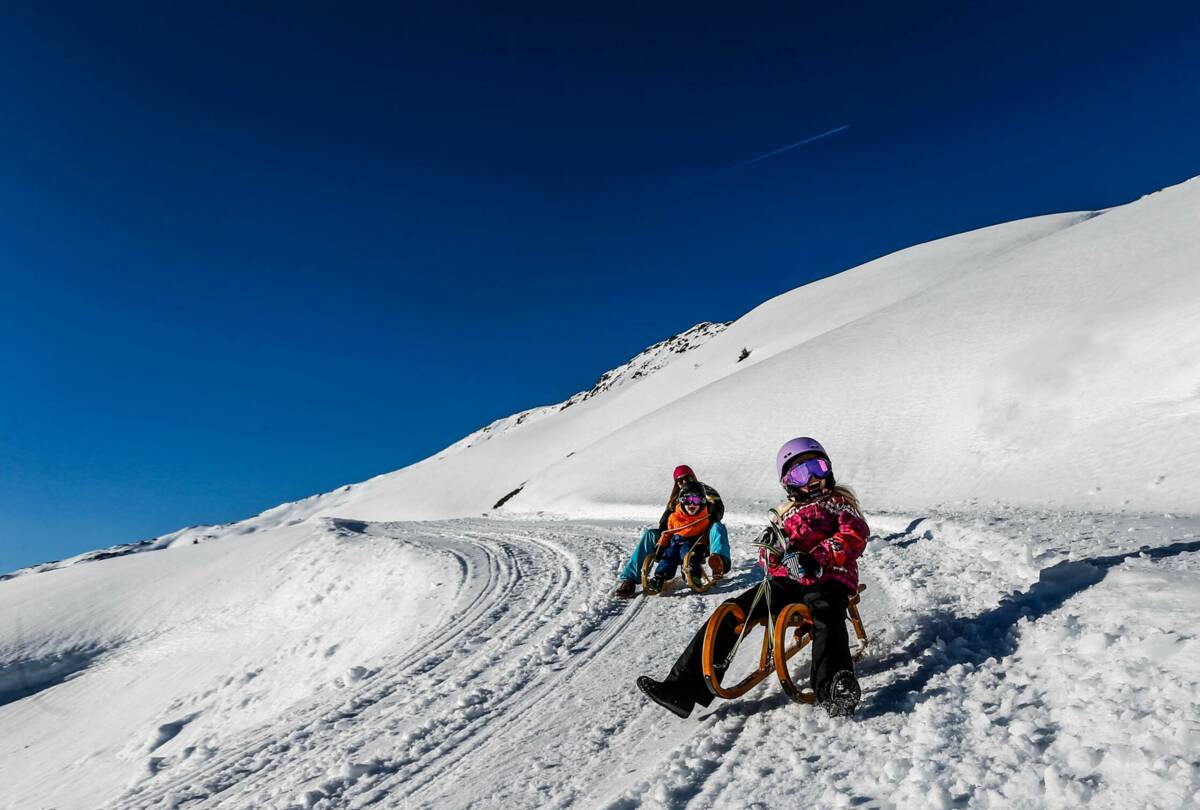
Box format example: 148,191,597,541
2,2,1199,572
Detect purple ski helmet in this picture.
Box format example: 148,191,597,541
775,437,829,480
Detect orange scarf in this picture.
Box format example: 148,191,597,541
668,505,710,538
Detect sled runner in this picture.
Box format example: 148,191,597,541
699,583,868,703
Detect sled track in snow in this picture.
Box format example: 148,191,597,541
111,521,641,809
363,529,647,806
362,528,584,800
111,523,527,808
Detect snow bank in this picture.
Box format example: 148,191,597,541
0,518,451,806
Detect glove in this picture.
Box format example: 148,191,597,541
753,526,787,556
781,551,822,581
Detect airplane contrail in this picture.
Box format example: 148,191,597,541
722,124,850,173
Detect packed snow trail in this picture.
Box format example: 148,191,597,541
100,520,634,809
2,511,1197,809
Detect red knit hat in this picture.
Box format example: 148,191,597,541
673,465,695,480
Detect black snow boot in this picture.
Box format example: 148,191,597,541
822,670,861,717
636,676,693,719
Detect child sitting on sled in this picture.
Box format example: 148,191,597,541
647,482,712,592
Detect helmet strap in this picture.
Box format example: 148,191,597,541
786,476,836,505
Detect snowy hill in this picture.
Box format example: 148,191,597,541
2,177,1199,809
248,176,1200,527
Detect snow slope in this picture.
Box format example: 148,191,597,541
2,177,1199,808
2,513,1197,809
472,180,1200,519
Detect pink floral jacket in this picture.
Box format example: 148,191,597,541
759,493,869,594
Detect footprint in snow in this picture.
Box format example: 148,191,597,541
334,666,371,687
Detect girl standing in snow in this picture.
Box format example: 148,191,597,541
637,438,869,718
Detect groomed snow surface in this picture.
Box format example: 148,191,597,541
1,512,1197,808
2,177,1199,808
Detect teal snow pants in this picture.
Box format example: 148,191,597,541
619,522,731,583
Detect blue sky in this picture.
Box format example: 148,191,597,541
2,2,1198,572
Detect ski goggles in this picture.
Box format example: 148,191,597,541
783,457,832,488
678,492,706,506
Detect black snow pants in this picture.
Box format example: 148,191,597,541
662,577,852,709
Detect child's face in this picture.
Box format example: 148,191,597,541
683,501,701,515
803,477,828,494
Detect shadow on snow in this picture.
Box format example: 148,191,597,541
858,539,1200,718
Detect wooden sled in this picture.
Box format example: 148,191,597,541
700,584,869,703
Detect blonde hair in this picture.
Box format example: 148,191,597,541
780,482,862,512
829,484,861,511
